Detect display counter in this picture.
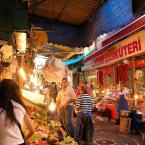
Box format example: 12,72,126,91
22,89,45,106
24,106,78,145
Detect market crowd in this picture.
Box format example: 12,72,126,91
0,78,94,145
56,78,94,144
0,78,145,145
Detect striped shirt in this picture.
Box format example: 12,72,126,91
76,94,93,113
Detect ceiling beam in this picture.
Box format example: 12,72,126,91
56,0,70,20
48,43,72,51
37,51,83,55
62,53,76,61
0,40,8,45
62,47,84,61
29,0,48,11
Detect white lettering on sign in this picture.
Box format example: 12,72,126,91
93,30,145,68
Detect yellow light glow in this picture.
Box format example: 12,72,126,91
14,32,26,52
93,90,96,97
34,55,47,67
134,94,139,106
30,75,37,84
19,68,26,81
22,89,45,105
106,89,109,93
84,47,89,55
134,94,139,100
49,100,56,112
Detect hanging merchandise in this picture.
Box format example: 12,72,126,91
14,32,26,53
43,56,67,82
30,27,48,49
135,69,143,80
99,70,103,85
45,55,65,73
115,64,128,85
0,45,13,60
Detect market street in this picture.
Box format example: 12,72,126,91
92,116,143,145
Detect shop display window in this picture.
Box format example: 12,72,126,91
134,68,145,98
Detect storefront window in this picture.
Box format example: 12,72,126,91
134,68,145,98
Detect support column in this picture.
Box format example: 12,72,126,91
131,58,135,98
112,65,116,89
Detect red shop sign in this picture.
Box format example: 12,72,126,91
93,30,145,68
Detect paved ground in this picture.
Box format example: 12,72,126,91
93,116,144,145
24,100,144,145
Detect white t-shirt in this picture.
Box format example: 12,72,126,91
0,100,26,145
56,87,76,107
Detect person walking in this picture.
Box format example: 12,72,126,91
116,86,129,124
56,77,76,137
75,86,94,145
50,82,58,102
0,79,34,145
76,80,92,97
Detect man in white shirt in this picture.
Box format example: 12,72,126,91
56,77,76,137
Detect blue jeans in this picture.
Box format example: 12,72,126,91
75,112,94,144
57,105,74,137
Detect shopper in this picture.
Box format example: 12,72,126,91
0,79,34,145
76,80,91,97
56,77,76,137
130,99,145,136
116,86,128,124
50,82,58,102
44,84,51,104
139,99,145,139
75,86,94,145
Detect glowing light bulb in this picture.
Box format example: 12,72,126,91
134,94,139,100
30,75,37,84
14,32,26,52
49,100,56,112
102,90,104,93
106,89,109,93
19,68,26,81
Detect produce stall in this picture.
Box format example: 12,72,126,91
95,92,119,121
25,107,78,145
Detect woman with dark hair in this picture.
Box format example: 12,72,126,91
0,79,34,145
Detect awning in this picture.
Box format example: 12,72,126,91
29,0,135,48
29,15,96,47
95,0,134,36
84,14,145,63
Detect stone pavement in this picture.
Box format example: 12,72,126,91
93,116,144,145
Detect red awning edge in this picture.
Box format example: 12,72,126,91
84,14,145,63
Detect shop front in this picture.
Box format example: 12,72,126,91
83,28,145,108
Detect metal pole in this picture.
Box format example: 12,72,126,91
131,58,135,106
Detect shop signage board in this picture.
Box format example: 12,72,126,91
81,60,93,71
136,58,145,68
93,30,145,68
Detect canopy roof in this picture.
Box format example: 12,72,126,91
28,0,106,60
28,0,105,25
0,0,144,62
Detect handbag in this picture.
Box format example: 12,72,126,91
15,118,27,145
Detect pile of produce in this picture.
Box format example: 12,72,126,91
25,107,78,145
